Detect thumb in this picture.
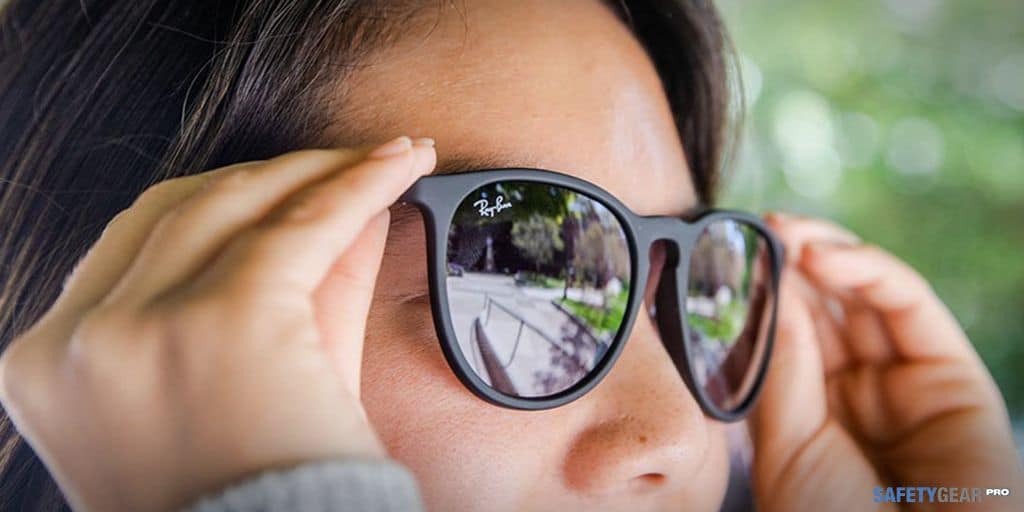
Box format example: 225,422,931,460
748,271,829,489
313,208,391,398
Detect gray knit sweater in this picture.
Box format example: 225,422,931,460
185,459,423,512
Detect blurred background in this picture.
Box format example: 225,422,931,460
716,0,1024,450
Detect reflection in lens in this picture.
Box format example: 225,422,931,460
446,182,631,398
686,220,773,412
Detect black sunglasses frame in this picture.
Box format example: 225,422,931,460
398,168,784,422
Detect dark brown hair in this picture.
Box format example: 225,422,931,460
0,0,732,508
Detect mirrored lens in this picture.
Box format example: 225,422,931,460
686,219,774,412
445,181,632,398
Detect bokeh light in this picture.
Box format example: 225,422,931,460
718,0,1024,449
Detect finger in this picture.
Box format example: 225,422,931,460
799,242,974,362
841,300,896,366
764,212,861,264
749,271,828,465
185,140,435,304
791,264,897,371
103,147,378,306
764,211,898,368
765,213,891,371
39,163,258,327
788,267,851,376
313,209,391,396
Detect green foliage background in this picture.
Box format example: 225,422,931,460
717,0,1024,427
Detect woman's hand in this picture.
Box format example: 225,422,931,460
750,212,1023,512
0,136,436,511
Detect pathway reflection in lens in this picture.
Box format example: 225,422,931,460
686,219,774,412
445,182,631,398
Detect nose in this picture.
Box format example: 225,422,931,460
561,309,716,497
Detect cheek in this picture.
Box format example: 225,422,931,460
360,238,466,449
360,295,566,511
353,216,566,510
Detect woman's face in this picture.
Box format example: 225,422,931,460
324,1,729,510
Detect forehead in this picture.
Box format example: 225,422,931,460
330,0,695,217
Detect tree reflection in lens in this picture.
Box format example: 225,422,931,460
686,220,773,412
446,182,631,398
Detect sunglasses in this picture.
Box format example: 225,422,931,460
398,168,783,421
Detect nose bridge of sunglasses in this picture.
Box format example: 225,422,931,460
636,215,697,265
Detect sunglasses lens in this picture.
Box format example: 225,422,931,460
686,219,774,413
446,181,632,398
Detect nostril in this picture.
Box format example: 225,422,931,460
628,472,668,492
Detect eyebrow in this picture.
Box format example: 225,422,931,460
430,151,541,176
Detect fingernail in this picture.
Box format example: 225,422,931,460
765,211,791,222
412,137,435,148
368,136,413,158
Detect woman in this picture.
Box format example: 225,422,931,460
0,1,1019,511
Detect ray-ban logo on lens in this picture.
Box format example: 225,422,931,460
474,195,511,217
